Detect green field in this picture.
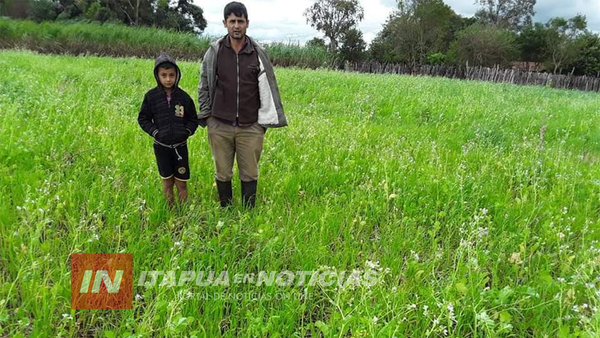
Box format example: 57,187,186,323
1,50,600,337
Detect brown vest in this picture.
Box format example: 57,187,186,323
212,36,260,125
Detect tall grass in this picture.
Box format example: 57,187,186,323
1,50,600,337
0,18,338,68
265,42,338,69
0,18,212,60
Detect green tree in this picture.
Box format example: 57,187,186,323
517,22,547,63
26,0,206,32
304,0,364,52
29,0,59,21
427,52,446,64
173,0,207,32
544,15,587,74
1,0,30,18
306,37,327,49
85,1,118,22
109,0,144,26
338,28,366,62
475,0,536,31
568,32,600,76
448,23,519,67
413,0,462,58
369,14,420,64
369,0,462,65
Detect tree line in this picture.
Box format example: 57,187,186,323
0,0,206,33
304,0,600,76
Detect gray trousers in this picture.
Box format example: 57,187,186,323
206,116,265,182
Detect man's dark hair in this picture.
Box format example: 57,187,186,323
157,62,176,70
224,2,248,20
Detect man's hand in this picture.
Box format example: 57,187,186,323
198,118,208,128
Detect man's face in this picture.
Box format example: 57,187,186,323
223,13,249,40
157,67,176,89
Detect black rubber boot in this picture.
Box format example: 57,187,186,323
241,180,257,209
216,179,232,207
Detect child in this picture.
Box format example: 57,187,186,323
138,53,198,207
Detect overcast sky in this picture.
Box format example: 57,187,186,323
194,0,600,45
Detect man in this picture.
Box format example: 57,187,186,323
198,1,287,208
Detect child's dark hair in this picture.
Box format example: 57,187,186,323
158,62,176,70
224,2,248,20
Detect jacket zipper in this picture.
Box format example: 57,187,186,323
164,89,171,108
166,91,172,142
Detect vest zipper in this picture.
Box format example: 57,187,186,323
236,53,240,123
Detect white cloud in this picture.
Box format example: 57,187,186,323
194,0,396,44
194,0,600,44
443,0,477,17
534,0,600,32
445,0,600,30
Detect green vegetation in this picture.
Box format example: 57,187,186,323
1,50,600,337
265,42,337,69
0,18,211,60
5,0,207,33
369,0,600,75
0,18,336,67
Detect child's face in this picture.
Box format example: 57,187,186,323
158,67,176,90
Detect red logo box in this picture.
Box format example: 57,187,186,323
71,253,133,309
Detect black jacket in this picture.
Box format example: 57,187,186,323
138,53,198,145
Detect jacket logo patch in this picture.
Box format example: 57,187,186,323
175,104,184,118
